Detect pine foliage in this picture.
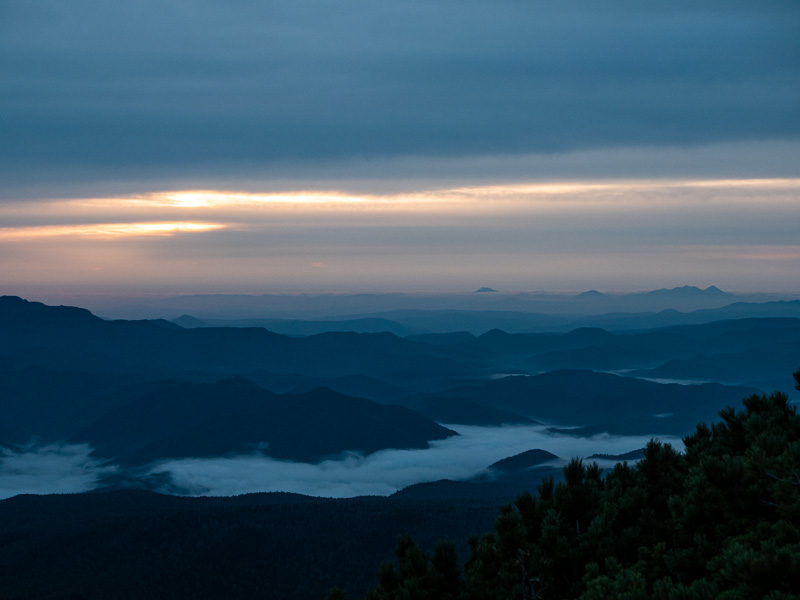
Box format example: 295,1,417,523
345,369,800,600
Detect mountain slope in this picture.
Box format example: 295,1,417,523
71,378,456,465
419,370,760,435
0,296,482,390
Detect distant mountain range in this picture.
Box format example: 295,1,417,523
169,298,800,336
0,296,460,463
0,367,455,466
403,370,759,436
44,285,799,324
1,294,797,490
72,378,456,465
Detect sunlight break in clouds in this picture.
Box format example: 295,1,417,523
105,177,800,214
1,178,798,294
1,176,797,218
4,177,799,227
0,222,225,240
161,190,373,208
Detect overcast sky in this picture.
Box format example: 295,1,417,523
1,1,799,296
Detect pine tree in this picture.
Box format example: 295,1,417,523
346,370,800,600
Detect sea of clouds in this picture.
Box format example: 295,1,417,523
0,425,683,500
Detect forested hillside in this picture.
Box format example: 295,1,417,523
3,373,797,600
346,370,800,600
2,296,799,598
0,492,501,600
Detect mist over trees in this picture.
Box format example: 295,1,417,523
350,371,800,600
1,296,799,599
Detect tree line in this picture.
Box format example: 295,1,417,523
337,369,800,600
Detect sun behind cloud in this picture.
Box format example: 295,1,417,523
0,178,797,294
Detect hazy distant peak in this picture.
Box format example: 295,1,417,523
171,314,209,328
646,285,729,296
703,285,726,294
474,287,499,293
0,294,99,327
577,290,605,298
478,328,513,340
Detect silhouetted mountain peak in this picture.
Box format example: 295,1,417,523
645,285,729,298
487,449,559,474
65,376,456,465
0,295,100,328
474,287,498,293
478,328,513,340
171,314,209,328
577,290,605,298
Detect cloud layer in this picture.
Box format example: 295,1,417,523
2,178,798,295
0,443,118,499
2,1,799,196
0,425,682,499
151,424,677,497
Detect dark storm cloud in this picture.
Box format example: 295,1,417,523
1,0,799,196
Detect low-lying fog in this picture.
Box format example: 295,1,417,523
0,425,683,500
0,443,117,499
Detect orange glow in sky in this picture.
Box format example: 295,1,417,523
0,222,225,240
1,178,798,294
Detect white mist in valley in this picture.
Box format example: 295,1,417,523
148,425,683,498
0,426,683,500
0,443,118,500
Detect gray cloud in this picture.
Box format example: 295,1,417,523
2,0,798,197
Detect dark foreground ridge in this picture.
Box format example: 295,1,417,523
0,490,501,600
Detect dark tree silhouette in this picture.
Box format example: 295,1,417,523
346,374,800,599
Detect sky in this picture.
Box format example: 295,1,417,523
2,1,799,297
